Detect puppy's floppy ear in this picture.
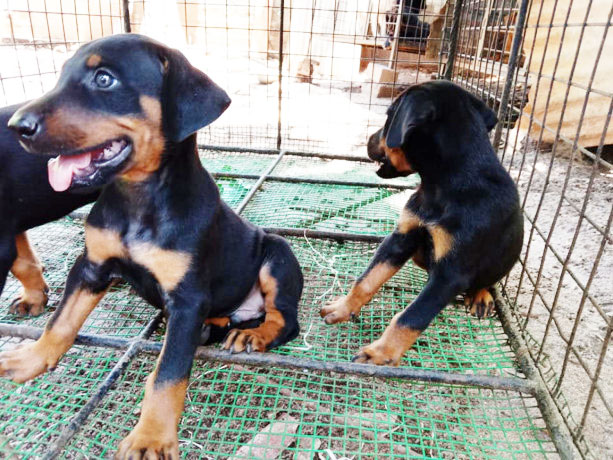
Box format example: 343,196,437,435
467,92,498,132
384,94,435,148
160,48,231,142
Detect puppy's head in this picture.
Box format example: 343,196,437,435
8,34,230,192
367,81,497,178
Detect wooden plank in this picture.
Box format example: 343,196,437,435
518,0,613,149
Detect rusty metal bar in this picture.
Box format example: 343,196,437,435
122,0,131,33
236,150,286,215
0,323,537,395
493,287,576,459
212,172,416,190
443,0,465,79
492,0,530,147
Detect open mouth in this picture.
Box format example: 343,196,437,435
47,138,132,192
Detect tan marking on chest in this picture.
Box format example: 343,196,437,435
129,243,192,292
427,225,454,261
397,208,422,234
85,225,127,264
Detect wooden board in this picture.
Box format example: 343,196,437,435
518,0,613,148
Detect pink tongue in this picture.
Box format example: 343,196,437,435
47,152,92,192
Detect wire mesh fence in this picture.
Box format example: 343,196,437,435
0,0,611,458
445,0,613,456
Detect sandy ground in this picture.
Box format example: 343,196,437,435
500,132,612,458
0,42,611,457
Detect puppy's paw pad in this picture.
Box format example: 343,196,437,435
116,427,179,460
222,329,266,353
320,297,359,324
0,342,54,383
466,289,495,319
9,288,48,317
351,343,401,366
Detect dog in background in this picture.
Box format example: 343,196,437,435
1,34,303,458
321,81,523,366
386,0,430,46
369,0,430,48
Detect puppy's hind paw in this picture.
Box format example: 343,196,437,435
465,288,496,319
9,286,49,317
222,329,267,353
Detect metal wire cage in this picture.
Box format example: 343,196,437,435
0,1,610,459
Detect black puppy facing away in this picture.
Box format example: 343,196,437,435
1,34,303,458
0,106,98,316
321,81,523,366
385,0,430,47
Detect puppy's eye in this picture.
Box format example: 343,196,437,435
93,70,116,89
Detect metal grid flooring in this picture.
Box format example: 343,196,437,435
0,149,560,459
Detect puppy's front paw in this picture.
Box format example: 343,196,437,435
223,329,267,353
352,316,421,366
0,341,57,383
9,286,49,317
116,423,179,460
320,296,360,324
352,339,403,366
465,289,495,319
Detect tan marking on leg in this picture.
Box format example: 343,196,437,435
397,208,422,234
86,54,101,67
0,288,106,383
427,225,453,261
224,265,285,352
130,243,191,292
85,225,127,264
353,313,421,366
320,262,399,324
9,233,48,316
116,374,185,459
205,317,231,328
42,288,107,356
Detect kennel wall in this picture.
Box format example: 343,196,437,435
0,0,611,458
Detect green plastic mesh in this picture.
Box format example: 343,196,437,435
64,358,556,459
0,149,559,458
242,182,412,236
200,150,420,188
274,237,518,375
0,338,120,458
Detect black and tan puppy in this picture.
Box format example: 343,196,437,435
321,81,523,366
0,106,98,316
1,34,302,458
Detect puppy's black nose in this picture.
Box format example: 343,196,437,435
8,112,42,140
